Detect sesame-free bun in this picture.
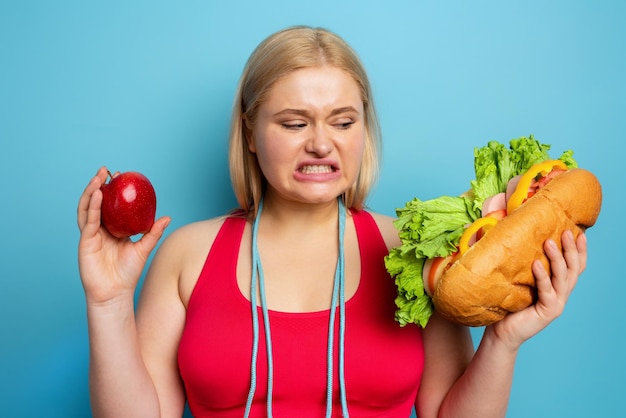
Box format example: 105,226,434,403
432,168,602,327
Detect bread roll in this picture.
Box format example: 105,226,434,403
432,168,602,326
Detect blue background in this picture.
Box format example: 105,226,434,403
1,1,623,417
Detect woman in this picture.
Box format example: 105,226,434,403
77,26,587,417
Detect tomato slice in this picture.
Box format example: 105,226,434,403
422,253,457,296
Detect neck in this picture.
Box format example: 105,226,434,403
259,192,344,233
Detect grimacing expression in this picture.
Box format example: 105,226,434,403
248,65,366,205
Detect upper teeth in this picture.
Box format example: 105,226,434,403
300,165,333,174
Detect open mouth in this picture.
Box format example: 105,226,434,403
298,164,336,174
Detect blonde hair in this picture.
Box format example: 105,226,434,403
228,25,382,215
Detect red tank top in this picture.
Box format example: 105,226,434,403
178,210,424,417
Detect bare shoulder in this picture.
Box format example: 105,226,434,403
368,211,402,250
148,215,233,304
161,215,229,252
160,214,231,268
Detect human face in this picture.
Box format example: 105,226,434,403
248,65,366,206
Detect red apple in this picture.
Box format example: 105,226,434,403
100,171,157,238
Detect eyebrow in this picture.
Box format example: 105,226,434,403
273,106,360,118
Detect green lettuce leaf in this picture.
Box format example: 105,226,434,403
385,247,432,327
558,149,578,168
394,196,479,259
385,195,477,327
508,135,552,173
470,141,517,213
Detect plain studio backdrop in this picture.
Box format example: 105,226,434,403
1,1,623,417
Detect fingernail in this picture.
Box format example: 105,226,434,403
533,259,546,274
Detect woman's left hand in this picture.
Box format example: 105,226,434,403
488,230,587,350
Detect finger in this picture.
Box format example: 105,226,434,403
531,259,561,321
77,178,97,229
541,236,571,298
560,230,581,291
81,187,104,238
77,167,108,229
575,232,588,274
561,230,578,265
532,259,553,296
545,230,583,302
134,216,171,259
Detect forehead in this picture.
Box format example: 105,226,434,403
263,66,363,112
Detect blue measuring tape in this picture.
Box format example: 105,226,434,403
244,197,349,417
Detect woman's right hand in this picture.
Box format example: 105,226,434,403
77,166,171,306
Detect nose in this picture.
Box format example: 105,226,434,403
305,125,334,156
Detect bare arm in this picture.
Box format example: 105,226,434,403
86,296,162,417
417,320,517,418
78,167,176,417
135,230,193,417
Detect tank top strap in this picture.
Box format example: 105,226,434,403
187,214,247,309
350,209,389,261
